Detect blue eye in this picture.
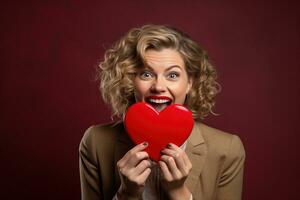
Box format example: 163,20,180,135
168,72,179,80
139,71,153,79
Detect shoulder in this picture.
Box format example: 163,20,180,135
82,122,124,141
79,122,125,154
195,123,246,186
195,122,245,160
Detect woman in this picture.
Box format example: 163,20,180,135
79,25,245,200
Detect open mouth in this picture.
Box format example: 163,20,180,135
146,96,172,112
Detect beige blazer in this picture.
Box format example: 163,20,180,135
79,122,245,200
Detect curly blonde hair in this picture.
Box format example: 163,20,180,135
98,24,221,120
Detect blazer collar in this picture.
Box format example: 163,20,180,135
113,122,133,188
188,122,205,146
113,122,207,194
185,122,207,193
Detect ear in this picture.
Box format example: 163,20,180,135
186,78,193,94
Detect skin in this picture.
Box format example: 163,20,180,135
117,142,152,199
117,48,193,200
134,48,192,106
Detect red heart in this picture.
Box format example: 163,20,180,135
124,102,194,161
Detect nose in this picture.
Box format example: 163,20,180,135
150,77,166,93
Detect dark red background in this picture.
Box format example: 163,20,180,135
1,1,299,199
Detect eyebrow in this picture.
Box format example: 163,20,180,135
144,65,182,71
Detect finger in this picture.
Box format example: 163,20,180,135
166,143,184,154
160,155,181,179
158,161,172,181
133,159,151,176
118,153,150,179
123,142,148,163
161,146,187,173
167,143,192,172
177,146,192,171
181,152,192,171
135,168,151,186
126,151,150,169
117,142,148,168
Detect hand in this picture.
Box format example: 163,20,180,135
116,142,152,199
159,143,192,200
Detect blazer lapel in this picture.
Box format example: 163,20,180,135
113,123,134,188
185,123,207,193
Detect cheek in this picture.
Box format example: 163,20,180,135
175,76,190,91
134,80,151,99
169,83,189,98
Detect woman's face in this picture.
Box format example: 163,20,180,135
134,48,193,112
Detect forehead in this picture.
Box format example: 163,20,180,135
143,48,185,69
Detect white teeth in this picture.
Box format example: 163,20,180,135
148,99,170,104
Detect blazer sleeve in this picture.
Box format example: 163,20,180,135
216,135,246,200
79,126,102,200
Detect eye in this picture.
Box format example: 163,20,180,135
167,72,180,80
139,71,153,80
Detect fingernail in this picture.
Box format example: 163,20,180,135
167,143,172,148
143,142,148,146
